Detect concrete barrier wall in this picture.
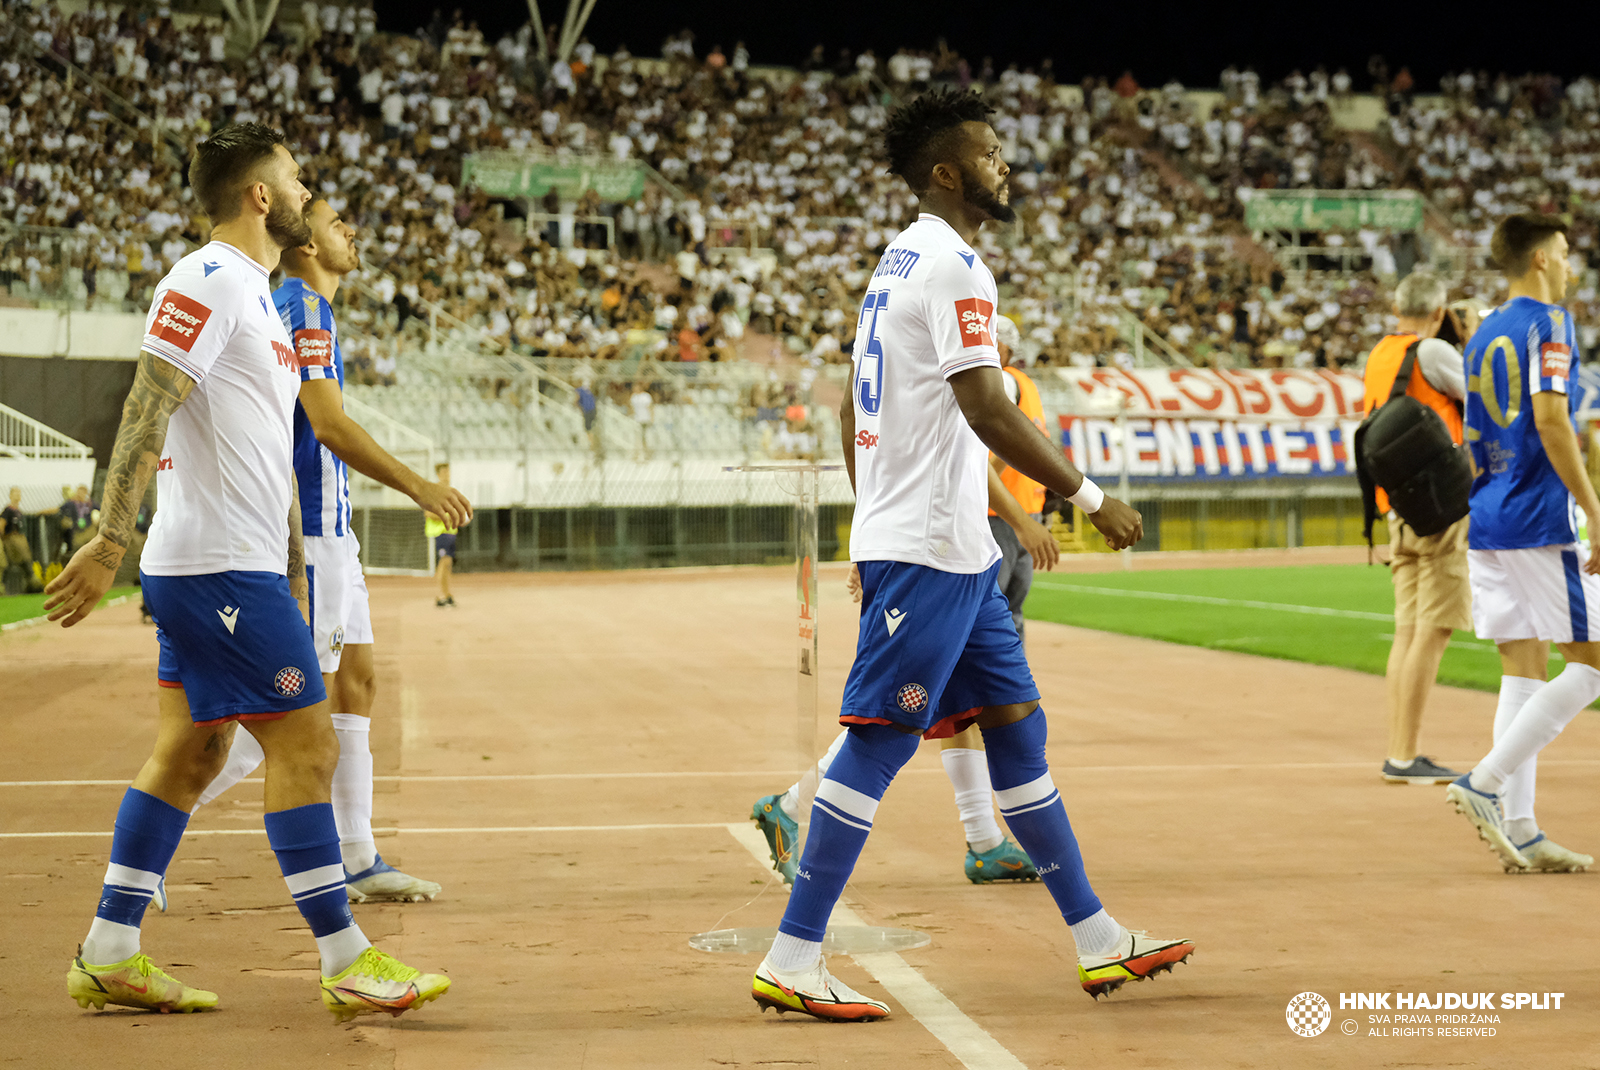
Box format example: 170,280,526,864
0,308,143,362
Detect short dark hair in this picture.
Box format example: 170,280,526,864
1490,212,1567,277
883,88,994,194
188,123,287,222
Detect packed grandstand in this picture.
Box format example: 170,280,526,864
3,0,1599,445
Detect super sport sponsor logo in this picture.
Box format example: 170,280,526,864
953,297,994,348
855,430,879,450
294,328,334,368
1541,342,1571,379
149,291,212,352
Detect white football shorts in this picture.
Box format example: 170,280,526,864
305,532,373,673
1468,543,1600,644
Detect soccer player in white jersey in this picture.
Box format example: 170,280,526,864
45,125,450,1019
1445,213,1597,874
749,91,1194,1022
190,197,472,902
753,464,1058,886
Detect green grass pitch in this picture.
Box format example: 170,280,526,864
1025,564,1555,694
0,586,139,629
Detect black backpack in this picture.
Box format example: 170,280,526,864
1355,341,1473,545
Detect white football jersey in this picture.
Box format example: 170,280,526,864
848,214,1002,574
139,241,303,576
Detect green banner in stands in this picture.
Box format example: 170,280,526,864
1245,193,1423,231
462,155,646,202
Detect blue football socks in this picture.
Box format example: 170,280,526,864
264,803,370,975
982,708,1103,925
775,723,921,954
81,789,190,963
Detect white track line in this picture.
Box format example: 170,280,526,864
12,759,1600,790
0,821,740,840
724,822,1027,1070
1030,580,1393,621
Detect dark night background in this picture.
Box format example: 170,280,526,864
376,1,1600,90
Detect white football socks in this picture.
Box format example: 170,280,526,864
330,713,378,874
82,918,140,965
781,729,849,821
768,931,822,972
1069,909,1124,957
316,924,372,977
1470,664,1600,795
193,727,265,810
940,748,1005,854
1492,676,1545,840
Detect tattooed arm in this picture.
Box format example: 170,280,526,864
44,351,195,627
287,473,309,625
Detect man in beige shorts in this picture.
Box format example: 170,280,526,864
1361,271,1471,784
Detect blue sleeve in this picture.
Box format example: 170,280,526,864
276,286,337,382
1529,306,1572,396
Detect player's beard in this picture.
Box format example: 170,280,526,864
265,186,313,250
958,162,1016,224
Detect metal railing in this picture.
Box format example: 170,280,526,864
0,401,93,460
1117,309,1193,368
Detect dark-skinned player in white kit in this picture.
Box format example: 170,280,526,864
749,90,1195,1022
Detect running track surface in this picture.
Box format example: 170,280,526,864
3,554,1598,1069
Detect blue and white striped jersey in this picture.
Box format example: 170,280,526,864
274,276,350,538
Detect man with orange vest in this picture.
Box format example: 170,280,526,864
1362,271,1470,786
987,315,1054,642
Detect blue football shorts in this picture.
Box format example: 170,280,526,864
435,533,456,561
839,559,1039,739
142,570,326,724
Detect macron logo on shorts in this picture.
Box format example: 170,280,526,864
884,607,907,636
954,297,994,348
217,605,239,634
150,292,212,352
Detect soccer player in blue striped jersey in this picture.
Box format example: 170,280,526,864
194,199,472,903
1446,213,1598,874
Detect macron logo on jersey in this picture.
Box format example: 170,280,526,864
203,261,222,277
954,297,995,348
150,293,212,352
294,329,334,368
956,251,976,268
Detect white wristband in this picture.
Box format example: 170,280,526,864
1067,477,1104,514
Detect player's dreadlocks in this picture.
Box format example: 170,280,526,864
883,88,994,194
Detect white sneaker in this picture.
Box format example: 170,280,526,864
1077,927,1195,999
345,855,442,903
751,954,889,1022
1509,833,1593,874
1445,776,1528,871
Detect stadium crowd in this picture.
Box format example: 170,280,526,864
3,0,1600,380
